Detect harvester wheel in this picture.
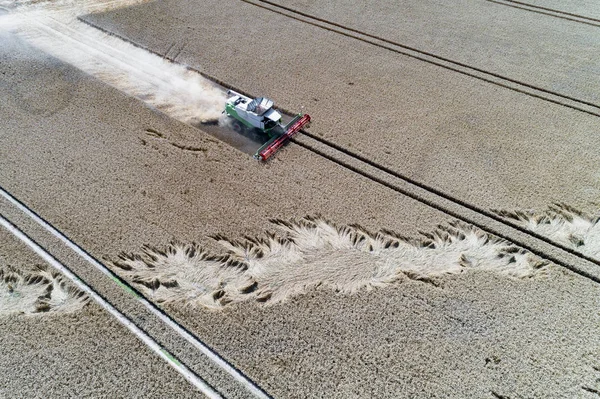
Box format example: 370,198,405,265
232,120,244,133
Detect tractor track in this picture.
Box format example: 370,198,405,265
484,0,600,26
80,12,600,121
289,133,600,283
4,2,598,398
77,16,600,283
0,188,272,399
241,0,600,119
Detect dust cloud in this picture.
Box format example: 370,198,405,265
0,0,226,123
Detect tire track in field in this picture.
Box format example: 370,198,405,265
241,0,600,119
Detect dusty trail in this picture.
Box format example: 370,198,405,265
0,0,226,124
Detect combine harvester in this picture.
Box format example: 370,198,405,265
224,90,311,161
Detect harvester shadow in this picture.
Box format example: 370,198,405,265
194,120,270,157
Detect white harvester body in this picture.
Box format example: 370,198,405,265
225,90,282,132
223,90,311,161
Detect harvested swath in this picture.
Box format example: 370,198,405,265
110,217,549,309
0,265,89,316
494,203,600,258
